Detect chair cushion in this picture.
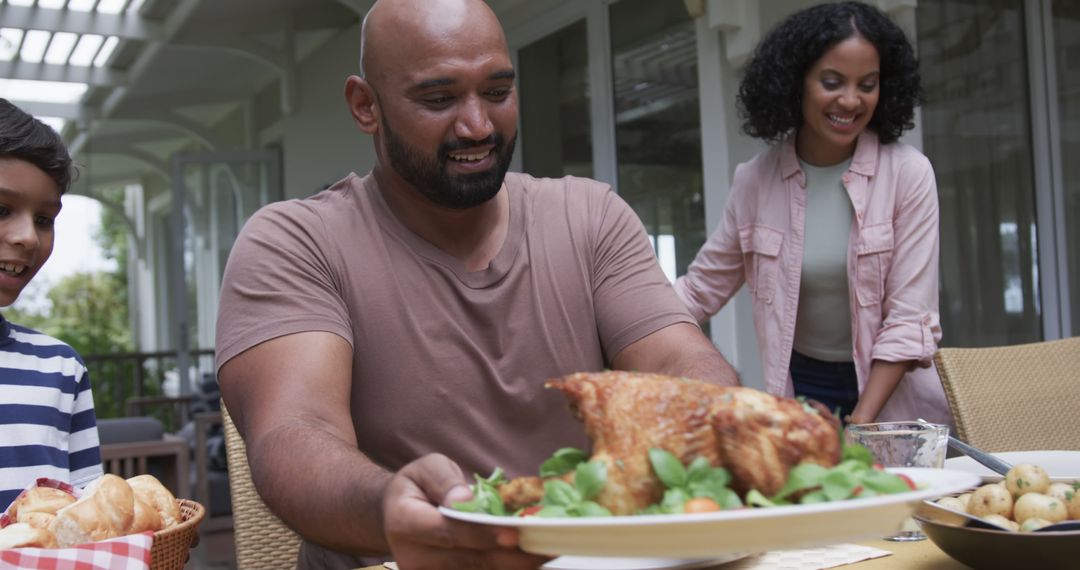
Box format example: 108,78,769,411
97,417,166,445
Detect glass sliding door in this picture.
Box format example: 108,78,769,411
916,0,1043,346
169,150,280,393
519,20,594,179
1053,0,1080,332
609,0,705,282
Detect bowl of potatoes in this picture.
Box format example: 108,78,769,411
914,463,1080,570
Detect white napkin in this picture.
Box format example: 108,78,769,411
723,544,892,569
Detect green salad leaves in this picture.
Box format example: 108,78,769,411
637,449,742,514
452,468,508,515
452,443,915,517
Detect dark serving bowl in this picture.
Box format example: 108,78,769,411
915,515,1080,570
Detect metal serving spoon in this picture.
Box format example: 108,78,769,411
945,436,1014,477
916,500,1080,533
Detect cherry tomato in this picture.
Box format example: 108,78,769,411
872,463,885,471
518,505,543,517
684,497,721,513
897,474,917,490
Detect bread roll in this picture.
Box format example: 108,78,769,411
0,522,58,549
17,511,56,530
129,495,163,533
48,474,135,547
9,487,75,521
126,475,181,528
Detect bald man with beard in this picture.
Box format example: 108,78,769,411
214,0,740,568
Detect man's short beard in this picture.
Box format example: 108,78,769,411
382,113,516,210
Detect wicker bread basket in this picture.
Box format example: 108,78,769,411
150,499,205,570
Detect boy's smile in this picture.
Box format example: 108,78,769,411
0,157,61,307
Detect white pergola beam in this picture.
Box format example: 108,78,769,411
0,60,127,86
0,4,164,41
71,0,204,156
6,100,86,120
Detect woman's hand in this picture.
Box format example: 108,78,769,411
382,454,552,569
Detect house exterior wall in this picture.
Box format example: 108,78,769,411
281,23,377,200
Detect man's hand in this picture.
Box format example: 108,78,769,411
384,454,551,570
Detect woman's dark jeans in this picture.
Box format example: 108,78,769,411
789,350,859,422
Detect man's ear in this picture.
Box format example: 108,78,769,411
345,75,379,135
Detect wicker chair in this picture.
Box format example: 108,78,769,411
933,337,1080,452
222,405,303,569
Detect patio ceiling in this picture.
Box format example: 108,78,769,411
0,0,530,193
0,0,376,192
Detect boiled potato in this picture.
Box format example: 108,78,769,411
936,496,966,512
1005,464,1050,497
1046,483,1072,503
1068,485,1080,520
1019,517,1052,532
968,484,1013,519
1013,492,1067,524
981,513,1019,531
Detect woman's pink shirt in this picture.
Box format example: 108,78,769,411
676,131,952,425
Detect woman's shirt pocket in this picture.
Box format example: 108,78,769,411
738,224,783,303
855,222,894,306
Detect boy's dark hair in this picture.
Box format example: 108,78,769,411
736,1,922,145
0,98,75,194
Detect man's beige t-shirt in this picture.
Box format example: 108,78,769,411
216,171,694,478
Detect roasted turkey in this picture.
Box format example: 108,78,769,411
500,371,841,515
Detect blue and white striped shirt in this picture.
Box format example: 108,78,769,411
0,315,102,511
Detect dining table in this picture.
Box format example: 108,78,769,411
357,537,970,569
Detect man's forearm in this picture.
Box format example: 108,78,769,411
667,348,741,387
247,420,394,555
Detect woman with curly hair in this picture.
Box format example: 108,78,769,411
675,1,952,426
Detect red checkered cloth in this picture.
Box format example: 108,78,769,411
0,531,153,570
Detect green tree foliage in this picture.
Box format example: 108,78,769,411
40,271,132,357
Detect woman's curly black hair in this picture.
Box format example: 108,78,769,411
736,1,922,145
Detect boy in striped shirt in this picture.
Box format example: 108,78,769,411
0,98,103,511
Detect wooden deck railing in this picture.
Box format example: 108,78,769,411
81,348,216,431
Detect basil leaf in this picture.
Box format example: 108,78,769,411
842,443,876,467
649,448,687,488
539,448,589,478
711,487,744,510
452,486,505,515
688,466,731,494
745,489,775,508
822,470,858,501
451,470,506,515
574,501,613,517
861,470,911,495
773,463,828,499
542,479,581,507
660,488,691,513
686,457,713,482
575,461,607,501
535,505,569,518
